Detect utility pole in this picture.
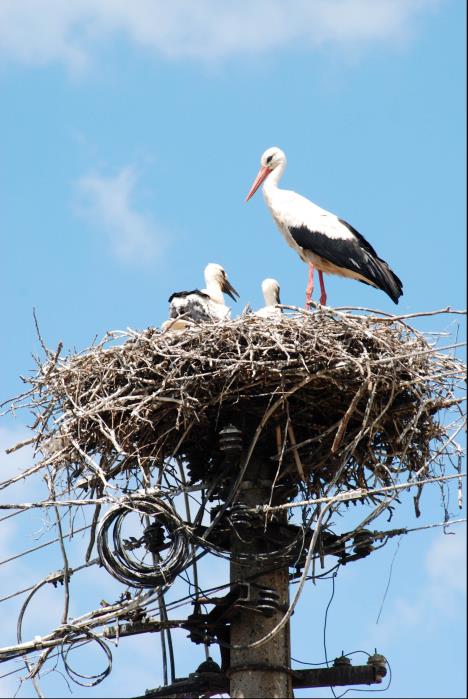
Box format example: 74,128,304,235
139,426,388,699
229,455,292,699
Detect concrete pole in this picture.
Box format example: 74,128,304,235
229,461,293,699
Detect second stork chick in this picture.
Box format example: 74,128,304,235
255,278,282,318
163,263,239,332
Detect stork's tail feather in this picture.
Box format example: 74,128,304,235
367,257,403,304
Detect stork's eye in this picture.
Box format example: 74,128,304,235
266,155,273,164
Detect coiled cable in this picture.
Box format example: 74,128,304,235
97,496,190,589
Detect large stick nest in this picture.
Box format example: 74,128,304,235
19,308,465,494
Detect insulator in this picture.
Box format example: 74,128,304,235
195,657,221,674
257,588,280,603
353,529,374,556
143,521,166,553
230,503,264,529
367,652,387,679
219,424,243,455
368,652,387,665
333,654,352,667
228,504,252,528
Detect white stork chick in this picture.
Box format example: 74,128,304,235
255,278,282,318
246,147,403,307
166,263,239,327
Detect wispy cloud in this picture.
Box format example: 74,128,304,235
76,167,163,264
0,0,444,70
425,527,467,598
0,424,30,474
362,528,466,648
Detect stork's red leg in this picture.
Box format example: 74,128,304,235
305,263,315,308
318,270,327,306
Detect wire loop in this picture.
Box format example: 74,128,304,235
60,629,112,687
97,496,190,588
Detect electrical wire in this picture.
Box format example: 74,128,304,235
253,472,466,515
176,457,210,661
323,572,337,667
323,572,338,698
0,449,463,692
376,537,402,624
333,658,393,697
96,496,190,588
0,636,113,690
60,630,112,687
292,649,370,667
0,558,100,606
0,523,91,568
291,649,392,698
143,512,176,686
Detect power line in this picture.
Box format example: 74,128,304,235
0,524,91,568
254,473,466,514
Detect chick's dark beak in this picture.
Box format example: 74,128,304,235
223,278,239,301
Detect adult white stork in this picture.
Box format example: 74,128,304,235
255,278,282,318
246,147,403,306
165,263,239,329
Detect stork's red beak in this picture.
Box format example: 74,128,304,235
245,165,271,202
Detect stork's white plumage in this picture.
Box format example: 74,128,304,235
165,263,239,329
246,147,403,306
255,278,282,318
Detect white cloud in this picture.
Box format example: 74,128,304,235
76,167,164,264
0,0,444,70
0,425,30,478
0,424,49,506
362,527,466,648
0,675,20,698
425,528,467,605
0,425,34,496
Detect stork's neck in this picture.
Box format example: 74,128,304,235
203,280,224,304
262,161,285,205
263,287,279,306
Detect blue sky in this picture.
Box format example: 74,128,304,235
0,1,466,697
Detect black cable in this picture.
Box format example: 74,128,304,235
292,649,370,667
291,562,341,583
144,557,340,622
60,631,112,687
292,648,391,698
158,598,168,686
0,663,25,680
142,511,176,686
0,508,30,524
158,595,176,685
334,658,392,697
96,496,190,588
0,636,114,689
323,571,338,697
0,523,91,568
176,456,209,661
0,558,99,605
376,537,402,624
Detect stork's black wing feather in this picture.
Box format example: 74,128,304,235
289,221,403,304
168,289,210,303
168,289,213,322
